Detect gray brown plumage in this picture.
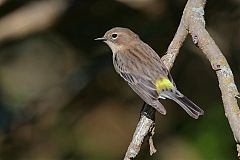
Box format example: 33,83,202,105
95,27,204,119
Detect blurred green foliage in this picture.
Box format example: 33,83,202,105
0,0,239,159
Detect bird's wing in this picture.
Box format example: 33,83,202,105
128,81,166,114
112,50,168,114
118,70,167,114
120,72,156,91
138,43,177,87
113,52,158,96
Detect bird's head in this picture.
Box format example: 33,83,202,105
95,27,139,53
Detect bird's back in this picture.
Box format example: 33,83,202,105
114,41,169,81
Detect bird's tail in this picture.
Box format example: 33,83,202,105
161,91,204,119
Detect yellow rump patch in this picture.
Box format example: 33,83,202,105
155,78,174,92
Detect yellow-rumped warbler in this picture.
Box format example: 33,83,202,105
95,27,204,119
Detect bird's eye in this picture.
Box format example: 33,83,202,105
111,33,118,39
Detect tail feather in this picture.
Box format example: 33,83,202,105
173,95,204,119
161,91,204,119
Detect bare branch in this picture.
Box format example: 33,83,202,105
185,0,240,147
238,144,240,158
162,14,188,70
124,115,154,160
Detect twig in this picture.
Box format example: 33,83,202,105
238,144,240,158
148,125,157,155
124,103,157,160
162,13,188,70
124,0,240,159
124,115,154,160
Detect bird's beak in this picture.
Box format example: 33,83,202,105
94,37,107,41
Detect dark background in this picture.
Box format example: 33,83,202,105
0,0,239,159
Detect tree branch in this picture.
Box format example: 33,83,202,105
124,0,240,159
124,115,154,160
124,103,156,160
185,0,240,152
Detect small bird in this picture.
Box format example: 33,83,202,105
95,27,204,119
